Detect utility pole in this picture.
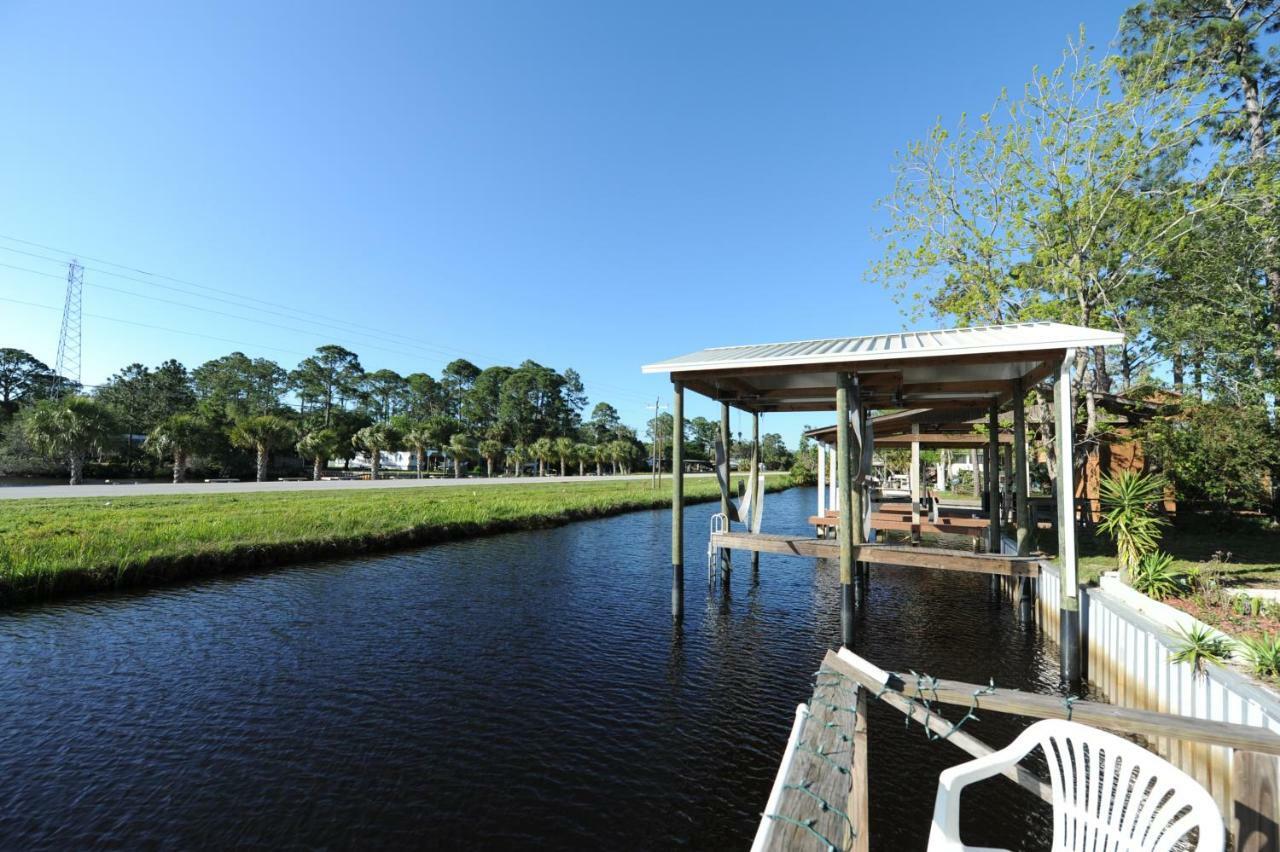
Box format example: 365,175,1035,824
55,259,84,392
652,397,662,488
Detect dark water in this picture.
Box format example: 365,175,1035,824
0,488,1066,850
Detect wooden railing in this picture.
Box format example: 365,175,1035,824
754,648,1280,852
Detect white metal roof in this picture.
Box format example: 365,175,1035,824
641,322,1123,374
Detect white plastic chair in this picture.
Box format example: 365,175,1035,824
928,719,1224,852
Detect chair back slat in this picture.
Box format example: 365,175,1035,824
1030,721,1223,852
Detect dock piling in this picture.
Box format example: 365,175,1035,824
719,402,732,579
836,372,857,648
987,402,1001,554
1055,349,1081,686
671,381,684,617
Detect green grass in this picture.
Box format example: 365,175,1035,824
1070,517,1280,587
0,475,792,606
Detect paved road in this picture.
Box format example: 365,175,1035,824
0,472,729,501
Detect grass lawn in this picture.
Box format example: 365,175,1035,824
0,475,792,606
1071,517,1280,587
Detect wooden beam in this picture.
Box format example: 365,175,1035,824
675,349,1064,382
873,433,1012,446
822,651,1280,756
711,532,1040,577
848,686,870,852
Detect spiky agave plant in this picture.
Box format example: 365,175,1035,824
1129,551,1181,601
1238,633,1280,679
1097,471,1169,580
1171,624,1232,676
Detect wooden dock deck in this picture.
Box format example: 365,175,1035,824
712,531,1040,577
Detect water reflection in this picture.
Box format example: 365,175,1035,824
0,488,1064,850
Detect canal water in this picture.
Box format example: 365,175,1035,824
0,488,1064,849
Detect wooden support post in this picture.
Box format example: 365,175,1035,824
1013,377,1030,556
972,448,981,498
910,423,921,542
816,442,826,532
1055,349,1081,686
671,381,684,617
987,402,1001,553
1002,445,1012,523
859,408,872,552
830,438,839,513
836,373,856,648
1233,749,1279,852
720,402,732,577
750,411,760,573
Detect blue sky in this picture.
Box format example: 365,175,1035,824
0,1,1126,446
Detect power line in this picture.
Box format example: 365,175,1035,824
0,236,657,405
0,234,526,370
1,266,654,406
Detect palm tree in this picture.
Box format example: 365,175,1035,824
553,436,576,477
592,442,609,476
448,432,476,478
351,421,399,480
145,413,209,484
296,428,342,481
478,438,503,477
574,442,592,476
401,422,432,479
531,436,554,477
510,442,528,476
423,415,459,473
229,414,297,482
609,439,633,475
22,396,118,485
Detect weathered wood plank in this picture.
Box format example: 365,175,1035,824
760,665,861,851
712,532,1040,577
1234,749,1280,852
848,687,869,852
823,650,1280,756
811,513,991,533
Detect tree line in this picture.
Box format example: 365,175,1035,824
0,344,655,484
870,2,1280,513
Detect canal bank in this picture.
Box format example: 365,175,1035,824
0,487,1063,849
0,475,793,607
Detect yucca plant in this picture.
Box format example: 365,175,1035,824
1129,551,1181,600
1239,633,1280,679
1171,624,1232,676
1097,471,1169,580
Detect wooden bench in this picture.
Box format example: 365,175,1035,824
203,478,239,483
277,476,310,482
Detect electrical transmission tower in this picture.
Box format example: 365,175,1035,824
55,259,84,389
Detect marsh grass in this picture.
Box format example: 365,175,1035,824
0,476,791,606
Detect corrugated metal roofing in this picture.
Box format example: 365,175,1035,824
641,321,1123,374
